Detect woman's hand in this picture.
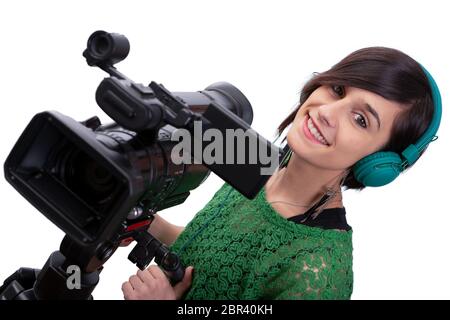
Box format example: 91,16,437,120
122,265,194,300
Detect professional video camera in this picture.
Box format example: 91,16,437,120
0,31,284,300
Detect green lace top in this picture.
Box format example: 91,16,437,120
170,182,353,300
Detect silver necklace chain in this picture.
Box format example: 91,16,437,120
267,169,349,217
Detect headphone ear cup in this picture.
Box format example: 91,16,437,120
352,152,404,187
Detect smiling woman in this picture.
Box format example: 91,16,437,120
123,47,440,300
277,47,435,191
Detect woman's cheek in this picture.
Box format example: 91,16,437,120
335,137,368,163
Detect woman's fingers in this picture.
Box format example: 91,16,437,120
147,265,168,281
129,274,143,289
136,268,154,283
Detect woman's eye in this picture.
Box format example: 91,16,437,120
332,85,345,97
354,113,368,128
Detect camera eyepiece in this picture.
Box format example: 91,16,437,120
83,30,130,66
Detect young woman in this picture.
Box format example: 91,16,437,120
121,47,439,300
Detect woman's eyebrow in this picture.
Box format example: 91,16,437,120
364,103,381,130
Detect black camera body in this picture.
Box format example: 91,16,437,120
4,31,282,248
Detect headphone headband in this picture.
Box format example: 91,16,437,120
401,66,442,167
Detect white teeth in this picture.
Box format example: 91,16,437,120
307,118,328,145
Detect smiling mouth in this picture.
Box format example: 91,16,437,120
303,114,330,146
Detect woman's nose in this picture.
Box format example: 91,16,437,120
317,103,339,129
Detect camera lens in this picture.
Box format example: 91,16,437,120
62,150,119,209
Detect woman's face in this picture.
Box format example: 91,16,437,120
286,85,405,171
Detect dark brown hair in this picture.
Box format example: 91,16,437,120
277,47,434,190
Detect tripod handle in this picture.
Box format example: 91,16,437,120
128,231,185,285
155,249,185,286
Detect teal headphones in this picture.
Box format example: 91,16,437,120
353,66,442,187
280,66,442,187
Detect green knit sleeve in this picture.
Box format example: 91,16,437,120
263,242,353,300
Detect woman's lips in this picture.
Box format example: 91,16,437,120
302,114,328,146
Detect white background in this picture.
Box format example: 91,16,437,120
0,0,449,300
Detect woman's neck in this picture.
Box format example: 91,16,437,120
264,152,346,218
